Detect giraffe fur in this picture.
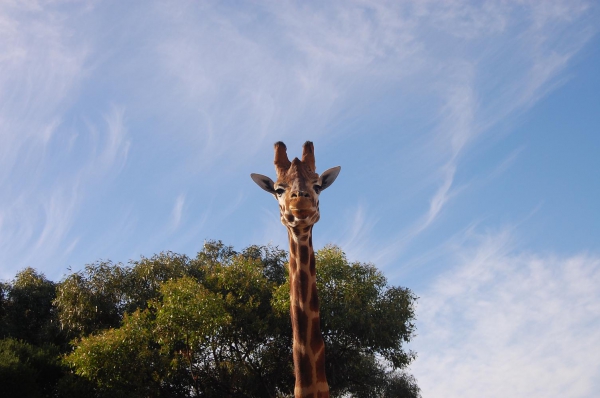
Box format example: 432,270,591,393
251,141,340,398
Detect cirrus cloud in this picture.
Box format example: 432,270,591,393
412,229,600,397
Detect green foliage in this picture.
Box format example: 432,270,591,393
54,252,192,338
124,251,191,313
1,268,61,346
383,372,421,398
154,276,230,349
195,240,237,269
0,282,7,335
3,241,420,397
241,244,289,284
317,246,417,368
65,310,165,398
273,245,419,397
152,276,231,396
54,261,127,338
0,338,63,398
195,253,293,397
62,243,293,397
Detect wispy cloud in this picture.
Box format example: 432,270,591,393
86,0,594,265
169,194,186,232
0,2,89,278
0,2,88,183
411,229,600,397
332,0,598,266
98,105,130,173
0,103,132,280
414,3,588,230
411,68,477,235
335,203,378,261
147,0,428,171
0,0,597,281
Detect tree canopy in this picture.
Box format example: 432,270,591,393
1,242,420,398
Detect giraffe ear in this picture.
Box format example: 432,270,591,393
318,166,341,191
251,173,276,194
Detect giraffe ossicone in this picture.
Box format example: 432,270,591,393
251,141,340,398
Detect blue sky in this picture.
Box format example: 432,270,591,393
1,1,599,396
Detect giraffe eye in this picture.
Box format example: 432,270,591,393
314,185,321,194
275,188,285,196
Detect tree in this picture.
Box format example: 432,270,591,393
273,245,419,397
54,252,196,338
54,261,127,338
65,310,166,398
1,268,61,346
0,338,63,398
124,251,191,314
0,281,9,337
383,372,421,398
65,246,292,398
65,243,419,397
152,276,231,396
0,269,85,397
195,249,292,397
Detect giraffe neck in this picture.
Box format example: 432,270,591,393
287,226,329,398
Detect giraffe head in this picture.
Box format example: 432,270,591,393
251,141,340,229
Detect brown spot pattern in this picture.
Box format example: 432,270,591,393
294,277,302,300
315,349,327,383
309,284,319,312
262,142,333,396
300,245,309,265
290,240,297,256
300,271,309,303
310,317,324,353
294,306,309,345
299,353,313,386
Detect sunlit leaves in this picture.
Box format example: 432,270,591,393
153,276,230,350
316,245,418,396
124,251,191,313
64,310,163,398
42,241,418,397
54,261,126,337
2,268,59,345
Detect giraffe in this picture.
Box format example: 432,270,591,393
251,141,340,398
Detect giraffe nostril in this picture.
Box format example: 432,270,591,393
291,191,310,199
